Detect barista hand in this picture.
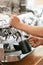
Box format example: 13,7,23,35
9,15,22,29
28,36,43,47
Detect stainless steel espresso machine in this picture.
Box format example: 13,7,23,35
0,14,32,63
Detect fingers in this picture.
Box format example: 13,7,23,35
28,36,40,47
29,41,35,47
9,15,21,29
29,40,41,47
11,15,20,22
29,40,37,47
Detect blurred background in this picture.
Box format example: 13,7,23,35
0,0,43,14
0,0,43,62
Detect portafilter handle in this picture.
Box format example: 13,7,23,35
14,39,31,54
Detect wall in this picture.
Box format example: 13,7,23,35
26,0,43,9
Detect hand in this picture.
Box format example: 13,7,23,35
9,15,22,29
28,36,43,47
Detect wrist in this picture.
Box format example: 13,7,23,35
18,23,25,31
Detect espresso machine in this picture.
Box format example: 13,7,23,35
0,24,32,63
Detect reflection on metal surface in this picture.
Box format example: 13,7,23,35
0,13,35,62
0,16,32,62
0,23,31,62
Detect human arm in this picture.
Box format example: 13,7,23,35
9,15,43,37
